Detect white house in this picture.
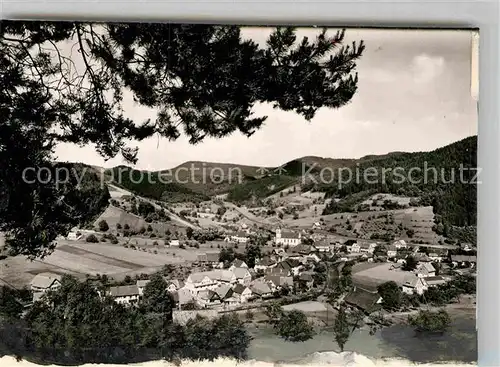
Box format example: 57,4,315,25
167,279,185,293
184,273,219,294
305,253,322,263
230,231,250,244
348,243,361,253
195,290,222,308
231,267,252,286
393,240,407,249
275,228,301,247
428,253,443,262
402,276,427,295
233,284,253,303
386,245,398,258
312,222,322,230
197,252,223,268
228,259,248,271
170,239,180,247
254,257,277,272
108,285,140,305
222,296,240,309
66,231,82,241
184,270,237,294
460,243,474,252
30,273,62,302
415,263,436,278
359,243,376,254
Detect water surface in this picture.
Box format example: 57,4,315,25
247,316,477,364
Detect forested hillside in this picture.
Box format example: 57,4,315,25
3,163,110,257
107,166,209,203
322,136,477,227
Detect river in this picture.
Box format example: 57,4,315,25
247,315,477,364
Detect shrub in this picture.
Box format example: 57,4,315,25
98,220,109,232
408,309,451,333
245,309,254,321
275,310,315,342
86,234,99,243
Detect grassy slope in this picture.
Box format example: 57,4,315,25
106,166,209,203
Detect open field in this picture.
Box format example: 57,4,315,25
282,301,330,313
95,205,146,231
0,237,214,288
352,262,414,288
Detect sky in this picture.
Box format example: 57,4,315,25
54,27,478,171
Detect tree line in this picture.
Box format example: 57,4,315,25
0,274,250,364
321,136,477,229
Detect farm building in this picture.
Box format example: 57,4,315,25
184,270,237,294
197,252,222,268
229,259,248,270
393,240,407,249
254,257,277,272
451,255,477,266
424,276,447,287
30,272,62,302
348,243,361,253
385,245,398,258
227,231,250,244
196,289,222,308
297,272,315,289
415,263,436,278
233,284,253,303
232,267,252,286
172,288,195,309
108,285,140,305
250,280,274,299
359,243,376,254
344,287,382,314
167,279,185,293
66,230,82,241
402,275,427,295
265,275,293,291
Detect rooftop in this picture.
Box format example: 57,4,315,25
344,287,382,313
30,273,62,289
108,285,139,297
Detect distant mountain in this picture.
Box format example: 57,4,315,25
101,136,477,229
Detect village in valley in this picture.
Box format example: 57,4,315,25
0,21,480,364
11,175,477,329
